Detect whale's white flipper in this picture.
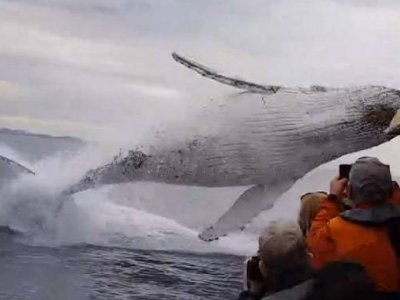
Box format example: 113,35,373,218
172,52,281,94
199,181,293,241
0,155,34,187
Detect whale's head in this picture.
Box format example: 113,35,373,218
361,88,400,140
385,107,400,139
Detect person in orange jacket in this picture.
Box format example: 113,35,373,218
307,157,400,297
298,191,327,236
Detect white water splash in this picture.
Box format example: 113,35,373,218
0,137,399,256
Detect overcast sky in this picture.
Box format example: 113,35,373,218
1,0,400,146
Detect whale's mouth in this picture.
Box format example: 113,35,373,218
385,108,400,139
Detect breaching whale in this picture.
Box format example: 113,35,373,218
64,53,400,241
0,155,34,187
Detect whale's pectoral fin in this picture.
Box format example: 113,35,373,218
199,182,292,242
172,52,281,94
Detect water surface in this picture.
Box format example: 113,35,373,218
0,232,244,300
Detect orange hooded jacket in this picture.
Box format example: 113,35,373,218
307,195,400,293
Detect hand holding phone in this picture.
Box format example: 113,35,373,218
246,255,263,282
246,255,265,296
330,167,350,199
339,164,352,180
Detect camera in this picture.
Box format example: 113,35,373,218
246,255,263,281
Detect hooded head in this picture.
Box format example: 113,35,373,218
298,192,327,235
258,221,312,292
348,157,393,205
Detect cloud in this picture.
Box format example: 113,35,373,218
332,0,400,7
0,81,28,98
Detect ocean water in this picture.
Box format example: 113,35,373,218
0,231,244,300
0,145,250,300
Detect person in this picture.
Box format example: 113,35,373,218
238,220,314,300
392,181,400,204
304,262,379,300
307,156,400,297
298,192,327,236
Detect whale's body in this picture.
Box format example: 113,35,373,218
6,53,400,241
67,83,400,240
70,86,399,191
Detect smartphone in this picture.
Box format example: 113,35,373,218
339,164,352,179
246,255,263,281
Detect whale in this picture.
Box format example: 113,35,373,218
0,155,34,188
64,53,400,241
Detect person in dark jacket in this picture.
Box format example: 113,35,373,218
304,262,379,300
238,220,314,300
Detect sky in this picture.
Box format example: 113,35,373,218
1,0,400,146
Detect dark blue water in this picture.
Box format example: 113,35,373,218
0,232,244,300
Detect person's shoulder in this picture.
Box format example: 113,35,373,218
261,280,313,300
328,215,358,235
328,215,347,227
237,291,259,300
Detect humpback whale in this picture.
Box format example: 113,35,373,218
65,53,400,241
0,155,34,187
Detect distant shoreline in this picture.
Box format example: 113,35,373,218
0,127,83,143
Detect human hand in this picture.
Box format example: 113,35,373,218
330,175,348,199
246,279,265,297
245,257,265,297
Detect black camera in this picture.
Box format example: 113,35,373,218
246,255,263,281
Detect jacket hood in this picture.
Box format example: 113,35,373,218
340,204,400,224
